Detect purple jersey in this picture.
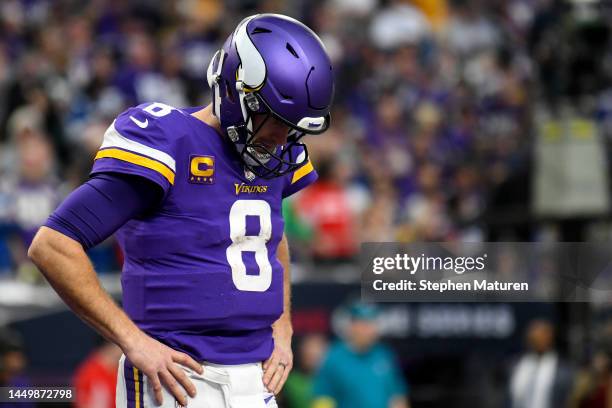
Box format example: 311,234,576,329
91,102,317,364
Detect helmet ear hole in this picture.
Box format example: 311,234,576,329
286,43,299,58
251,27,272,35
225,80,236,103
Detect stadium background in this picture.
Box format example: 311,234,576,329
0,0,611,407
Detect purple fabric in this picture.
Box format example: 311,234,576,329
45,173,162,249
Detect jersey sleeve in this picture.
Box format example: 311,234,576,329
282,147,318,198
45,173,163,250
90,103,178,194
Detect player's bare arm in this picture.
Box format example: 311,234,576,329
263,233,294,394
28,227,202,406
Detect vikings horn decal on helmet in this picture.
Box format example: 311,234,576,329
206,14,334,179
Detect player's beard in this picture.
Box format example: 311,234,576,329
238,124,308,178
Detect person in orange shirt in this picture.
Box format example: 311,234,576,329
410,0,449,31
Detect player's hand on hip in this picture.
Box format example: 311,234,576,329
123,331,203,406
263,324,293,394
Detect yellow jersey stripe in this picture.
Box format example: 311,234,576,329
133,367,140,408
102,122,176,171
95,148,175,185
291,160,314,184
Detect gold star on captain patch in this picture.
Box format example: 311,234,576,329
190,176,195,181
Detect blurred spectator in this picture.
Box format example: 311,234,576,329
369,0,431,50
292,157,360,264
509,319,574,408
398,162,452,241
445,1,500,56
284,333,328,408
411,0,449,32
312,302,409,408
0,327,34,408
569,346,612,408
0,129,60,282
282,199,314,262
73,338,122,408
360,181,398,242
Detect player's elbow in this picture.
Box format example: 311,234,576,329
28,227,72,267
27,228,51,265
30,226,85,262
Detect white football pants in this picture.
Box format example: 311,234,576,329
116,354,277,408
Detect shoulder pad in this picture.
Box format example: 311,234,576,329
92,103,182,191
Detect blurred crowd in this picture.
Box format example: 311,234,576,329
2,2,612,406
3,303,612,408
282,308,612,408
0,0,611,277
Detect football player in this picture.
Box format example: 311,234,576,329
28,14,333,408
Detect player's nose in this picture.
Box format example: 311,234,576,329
261,119,289,146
